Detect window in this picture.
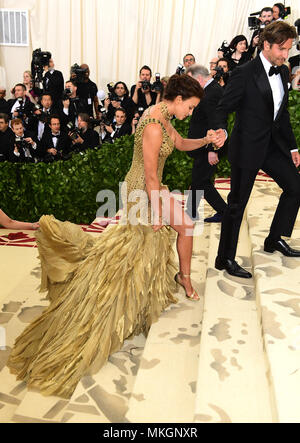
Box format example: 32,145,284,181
0,9,29,46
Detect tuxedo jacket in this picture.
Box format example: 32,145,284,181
103,122,132,144
0,98,9,115
43,70,64,104
8,130,39,163
214,56,297,170
28,106,61,136
39,131,71,158
188,80,225,160
7,98,35,121
0,127,15,161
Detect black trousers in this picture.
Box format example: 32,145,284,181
186,152,227,220
218,146,300,260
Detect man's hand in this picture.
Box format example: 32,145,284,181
47,148,57,156
208,152,219,166
111,100,121,109
14,144,19,154
105,125,113,134
74,135,84,144
214,128,227,148
104,98,111,110
63,99,70,109
24,137,34,146
291,151,300,168
252,35,259,47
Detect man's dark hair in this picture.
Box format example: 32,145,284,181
66,79,77,87
260,7,273,15
49,115,61,125
259,21,297,50
0,113,9,124
114,81,129,97
11,118,24,128
115,107,127,116
78,113,90,124
183,53,196,63
13,83,26,94
139,65,152,77
217,58,229,67
164,74,204,101
41,93,53,101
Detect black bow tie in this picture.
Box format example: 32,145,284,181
52,134,60,138
269,66,280,77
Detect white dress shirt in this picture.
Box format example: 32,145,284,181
260,52,297,153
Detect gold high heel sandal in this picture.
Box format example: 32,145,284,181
174,273,200,301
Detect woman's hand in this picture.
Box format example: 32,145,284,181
31,222,40,230
206,129,226,149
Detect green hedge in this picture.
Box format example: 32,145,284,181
1,91,299,224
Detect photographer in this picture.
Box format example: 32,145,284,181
100,108,132,144
215,58,230,88
72,64,99,119
183,54,196,69
42,58,64,107
40,116,71,162
131,111,141,135
225,35,252,71
9,118,39,163
104,82,135,123
29,93,59,140
0,113,14,162
185,64,227,223
272,3,286,21
0,87,9,114
61,80,89,129
69,113,99,152
130,66,161,110
7,84,35,127
249,7,273,56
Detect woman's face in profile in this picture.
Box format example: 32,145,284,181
174,96,200,120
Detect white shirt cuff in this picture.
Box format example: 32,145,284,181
63,108,69,115
291,149,298,153
14,151,20,157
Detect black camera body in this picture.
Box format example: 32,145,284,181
15,98,26,119
176,64,185,76
62,88,72,101
151,73,163,93
141,81,151,91
71,64,88,84
98,107,112,126
67,122,81,141
107,83,122,102
15,136,31,153
34,104,51,123
218,40,233,58
31,48,52,86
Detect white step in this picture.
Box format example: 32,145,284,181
194,201,274,423
248,180,300,423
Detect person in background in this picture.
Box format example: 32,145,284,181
0,209,39,230
100,108,132,144
216,58,231,88
183,54,196,70
23,71,40,104
0,87,8,114
226,35,252,71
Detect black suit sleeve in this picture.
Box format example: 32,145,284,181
214,67,246,130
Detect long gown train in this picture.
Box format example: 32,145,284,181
7,106,179,399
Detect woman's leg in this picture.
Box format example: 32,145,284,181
160,191,199,300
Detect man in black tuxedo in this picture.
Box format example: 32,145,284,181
70,113,99,152
9,118,39,163
0,88,9,114
40,116,71,162
0,113,14,162
7,84,35,127
185,64,227,222
42,58,64,107
214,21,300,279
61,80,90,129
100,108,132,144
29,93,59,140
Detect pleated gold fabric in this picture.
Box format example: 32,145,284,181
7,111,179,399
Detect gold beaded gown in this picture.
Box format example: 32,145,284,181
7,105,179,399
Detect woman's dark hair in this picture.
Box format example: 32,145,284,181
259,20,297,50
114,81,129,96
229,35,249,50
217,58,229,67
273,3,285,17
164,74,203,101
78,113,91,125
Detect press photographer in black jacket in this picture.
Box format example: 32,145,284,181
61,80,90,129
69,113,99,152
0,113,14,162
9,118,39,163
40,116,71,162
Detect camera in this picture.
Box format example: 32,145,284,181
70,64,88,84
98,107,112,126
67,122,81,141
34,104,51,123
62,88,72,101
31,48,52,87
218,40,232,58
15,98,26,119
15,136,31,153
141,81,151,91
107,83,122,102
151,73,164,93
176,64,185,76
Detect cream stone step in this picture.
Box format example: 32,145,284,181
247,183,300,423
125,218,210,423
194,211,274,423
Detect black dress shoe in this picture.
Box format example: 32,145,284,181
215,257,252,279
264,238,300,257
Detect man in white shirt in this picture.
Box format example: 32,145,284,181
214,21,300,279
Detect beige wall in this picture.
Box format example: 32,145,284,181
0,0,299,99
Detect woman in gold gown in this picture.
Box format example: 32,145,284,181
7,75,223,398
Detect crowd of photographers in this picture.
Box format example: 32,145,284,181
0,3,299,164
